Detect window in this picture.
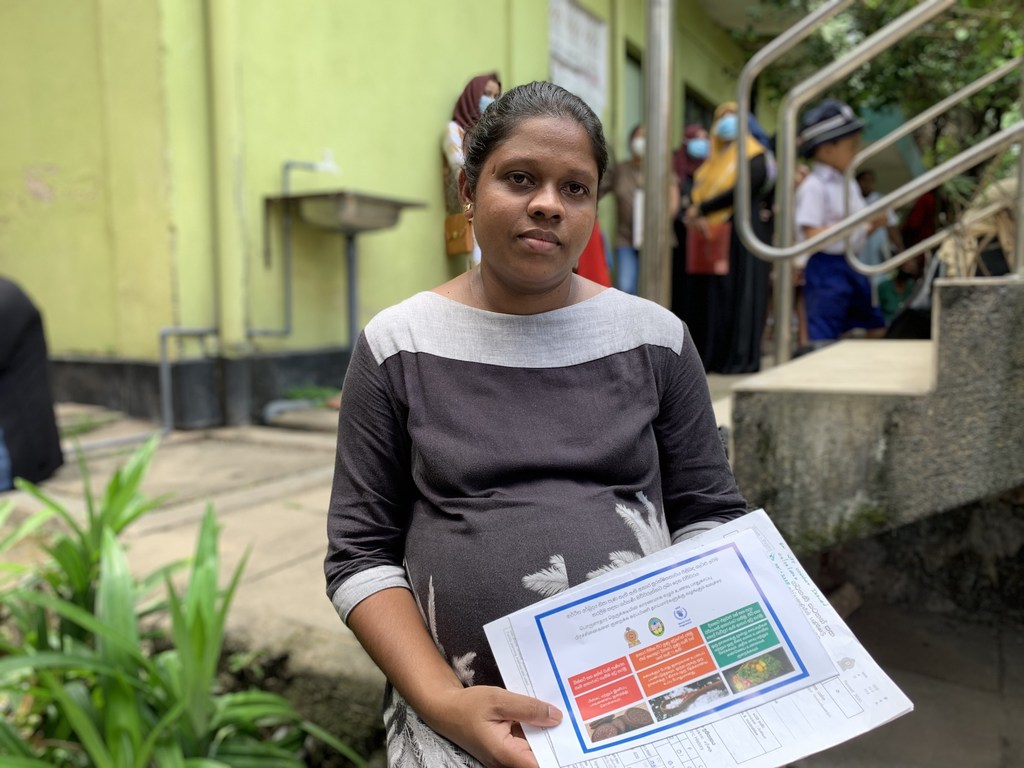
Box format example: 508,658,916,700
623,50,644,158
683,87,715,133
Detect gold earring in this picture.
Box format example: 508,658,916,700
464,202,473,213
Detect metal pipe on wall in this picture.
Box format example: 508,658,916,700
639,0,674,307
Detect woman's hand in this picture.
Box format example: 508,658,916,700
684,204,710,236
426,685,562,768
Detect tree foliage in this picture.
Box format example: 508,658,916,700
739,0,1023,177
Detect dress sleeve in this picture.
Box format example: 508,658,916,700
325,332,415,622
654,329,748,541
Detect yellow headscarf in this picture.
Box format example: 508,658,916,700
692,102,766,225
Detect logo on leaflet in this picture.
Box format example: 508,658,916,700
673,606,691,627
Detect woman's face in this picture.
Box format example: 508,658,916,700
461,116,598,296
484,79,501,99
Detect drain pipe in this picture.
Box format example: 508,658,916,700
248,152,338,338
62,326,220,455
67,4,229,453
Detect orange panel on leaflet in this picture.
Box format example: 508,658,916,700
575,677,644,721
568,658,632,696
629,629,704,671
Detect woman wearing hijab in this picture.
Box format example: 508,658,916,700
443,72,501,267
684,103,774,374
671,124,710,321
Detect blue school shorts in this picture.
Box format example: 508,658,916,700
804,252,886,341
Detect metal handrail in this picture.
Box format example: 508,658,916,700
842,57,1024,274
733,0,1024,362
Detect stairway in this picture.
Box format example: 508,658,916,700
729,276,1024,553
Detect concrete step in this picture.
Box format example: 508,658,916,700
730,278,1024,553
734,339,934,396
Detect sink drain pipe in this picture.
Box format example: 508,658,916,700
249,154,337,339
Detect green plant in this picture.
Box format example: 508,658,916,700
0,440,365,767
284,386,339,405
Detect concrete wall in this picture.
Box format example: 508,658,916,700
3,0,751,366
731,278,1024,553
0,0,175,359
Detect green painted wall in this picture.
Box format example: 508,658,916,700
2,0,749,364
676,0,748,125
0,0,174,359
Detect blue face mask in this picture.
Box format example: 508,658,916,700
715,115,739,141
479,95,496,114
687,137,710,159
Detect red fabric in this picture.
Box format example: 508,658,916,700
902,191,938,247
576,220,612,286
451,72,501,131
686,221,732,275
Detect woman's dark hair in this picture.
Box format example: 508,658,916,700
462,81,609,194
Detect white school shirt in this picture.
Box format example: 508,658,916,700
794,162,869,264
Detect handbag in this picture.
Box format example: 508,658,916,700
686,220,732,275
444,213,474,257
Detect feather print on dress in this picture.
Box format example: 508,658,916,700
383,684,485,767
424,575,478,686
522,491,672,593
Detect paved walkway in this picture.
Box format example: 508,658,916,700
3,390,1021,767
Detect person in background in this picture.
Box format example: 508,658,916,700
856,169,905,292
878,255,922,325
602,124,680,295
683,103,774,373
0,277,63,491
325,82,747,767
856,169,904,253
443,72,502,266
792,162,813,352
794,99,889,350
670,125,709,320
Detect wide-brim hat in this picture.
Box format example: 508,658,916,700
798,99,864,158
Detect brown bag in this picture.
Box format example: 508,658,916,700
444,213,474,256
686,220,732,275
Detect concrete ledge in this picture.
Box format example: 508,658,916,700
733,339,935,396
732,277,1024,552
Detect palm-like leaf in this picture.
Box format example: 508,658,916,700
522,554,569,596
586,550,642,580
614,492,671,555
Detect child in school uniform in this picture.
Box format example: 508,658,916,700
794,99,889,350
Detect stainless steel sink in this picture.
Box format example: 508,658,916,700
268,189,425,235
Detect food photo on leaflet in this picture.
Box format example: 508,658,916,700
324,80,751,768
486,511,913,768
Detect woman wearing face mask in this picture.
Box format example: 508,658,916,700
684,103,775,374
600,124,680,295
671,125,710,322
443,73,502,267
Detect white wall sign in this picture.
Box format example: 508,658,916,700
549,0,608,118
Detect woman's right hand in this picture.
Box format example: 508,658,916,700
425,685,563,768
685,205,710,237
